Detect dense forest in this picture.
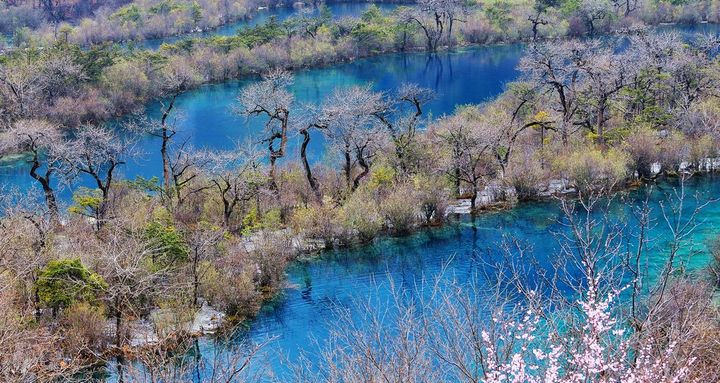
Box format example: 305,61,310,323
1,0,720,381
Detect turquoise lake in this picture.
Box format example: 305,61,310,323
0,43,526,197
188,175,720,380
1,13,719,379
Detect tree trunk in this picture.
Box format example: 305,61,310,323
343,146,352,191
454,166,461,196
352,150,370,192
222,198,231,228
300,128,322,202
268,155,278,192
192,250,200,307
161,127,170,197
596,95,607,149
29,158,59,225
160,96,176,199
114,297,123,348
470,183,478,213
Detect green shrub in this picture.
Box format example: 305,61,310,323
413,175,450,225
68,187,103,220
290,201,338,245
200,261,260,318
241,207,282,236
144,221,189,268
36,259,106,314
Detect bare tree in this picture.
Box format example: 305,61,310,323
121,330,273,382
576,42,631,147
0,188,55,318
167,142,210,211
94,225,170,348
484,84,550,178
296,121,322,203
313,86,385,193
198,145,264,229
0,58,46,124
237,69,294,193
400,0,469,52
528,0,556,41
433,108,500,212
520,41,587,145
374,83,434,174
0,119,66,223
183,223,224,308
64,125,132,228
578,0,611,36
125,63,195,203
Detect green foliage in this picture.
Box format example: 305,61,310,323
241,207,281,236
380,183,419,235
621,71,674,129
190,1,202,25
485,1,513,32
655,0,691,6
367,163,396,191
77,44,119,81
234,17,286,48
351,22,394,51
69,187,103,219
144,219,189,268
558,0,582,15
12,26,33,47
338,190,383,242
150,0,184,15
290,202,338,244
112,4,143,24
554,148,630,190
412,175,450,225
36,259,107,312
128,176,162,194
319,5,333,22
361,4,384,23
241,207,262,236
263,208,282,231
200,261,260,317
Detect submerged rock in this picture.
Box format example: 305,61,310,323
110,301,227,348
189,302,226,335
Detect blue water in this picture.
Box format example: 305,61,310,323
186,175,718,380
2,18,720,380
3,23,719,197
138,3,401,50
0,44,524,199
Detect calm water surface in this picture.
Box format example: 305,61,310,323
1,18,719,380
0,44,525,197
194,175,719,379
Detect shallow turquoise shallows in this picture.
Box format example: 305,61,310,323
182,175,719,380
2,16,720,380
